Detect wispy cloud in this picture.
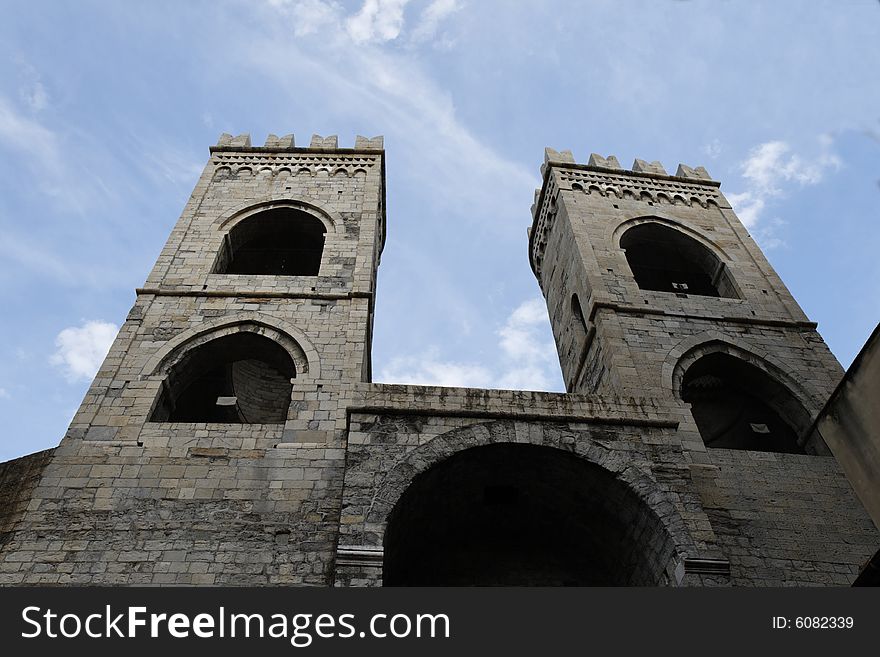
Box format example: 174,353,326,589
727,137,841,241
379,349,494,388
270,0,343,37
0,95,123,215
0,232,77,284
22,80,48,111
131,135,204,190
740,139,840,196
495,298,559,390
0,388,9,400
14,54,50,112
377,298,561,391
346,0,410,43
49,320,118,383
0,96,61,172
701,138,722,160
411,0,460,43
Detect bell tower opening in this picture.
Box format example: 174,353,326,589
681,352,807,454
383,443,675,586
150,332,296,423
214,207,326,276
620,222,738,298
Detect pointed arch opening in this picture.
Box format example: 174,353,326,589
620,222,738,298
214,207,326,276
149,332,295,423
383,443,676,586
680,352,807,454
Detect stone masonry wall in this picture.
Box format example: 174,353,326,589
0,450,54,584
694,449,877,586
0,426,346,585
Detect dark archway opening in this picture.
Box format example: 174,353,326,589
681,352,806,453
383,443,674,586
620,222,738,298
150,332,295,423
215,207,326,276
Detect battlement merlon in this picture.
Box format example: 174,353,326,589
210,133,385,154
529,148,723,279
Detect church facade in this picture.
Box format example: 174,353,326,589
0,134,876,586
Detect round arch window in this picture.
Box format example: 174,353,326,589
214,207,326,276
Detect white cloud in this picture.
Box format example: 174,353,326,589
346,0,410,44
411,0,460,42
724,191,764,229
497,299,555,364
50,320,118,383
14,55,50,111
495,298,559,390
728,138,841,231
0,96,118,214
272,0,343,37
0,231,77,283
379,348,495,388
740,140,840,196
139,141,204,189
0,388,9,399
750,217,787,251
377,298,561,391
268,0,457,45
0,96,61,171
701,138,721,159
22,81,48,111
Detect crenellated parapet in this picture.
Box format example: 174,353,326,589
208,132,385,179
529,148,722,277
212,133,384,152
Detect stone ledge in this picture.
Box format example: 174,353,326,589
336,546,383,568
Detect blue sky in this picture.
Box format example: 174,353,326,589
0,0,878,461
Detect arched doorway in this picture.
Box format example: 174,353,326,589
383,443,676,586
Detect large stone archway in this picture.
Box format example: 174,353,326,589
384,442,675,586
335,420,697,586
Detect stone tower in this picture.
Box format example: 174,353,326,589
0,133,387,585
0,138,876,587
532,149,840,455
75,132,385,442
